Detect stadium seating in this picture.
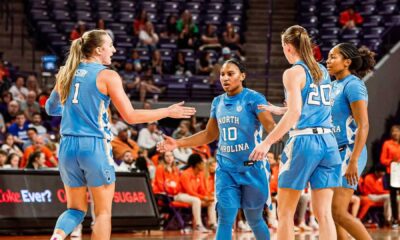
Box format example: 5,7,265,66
297,0,400,59
26,0,245,101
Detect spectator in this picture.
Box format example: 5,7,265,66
176,10,199,36
180,154,217,231
204,158,216,196
120,61,138,86
380,125,400,228
174,52,193,76
110,113,129,137
7,111,29,144
0,91,13,118
3,153,20,169
138,21,159,51
217,47,233,65
267,152,279,229
172,120,192,139
9,76,28,103
196,51,214,76
22,136,57,168
70,21,86,40
312,43,323,62
339,6,363,30
0,63,11,95
25,151,46,170
361,165,391,223
0,150,7,169
111,128,139,161
133,9,148,36
131,49,143,72
21,91,41,121
153,151,208,232
137,122,163,157
1,133,23,157
0,112,5,136
173,144,193,165
97,19,114,40
28,112,47,137
26,74,42,95
151,50,163,75
22,127,38,150
177,23,198,49
160,14,178,39
200,24,221,50
0,61,11,81
115,151,136,172
138,68,163,102
136,149,155,179
4,100,20,125
222,23,243,56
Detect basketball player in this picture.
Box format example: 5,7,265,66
252,25,341,240
45,29,195,240
157,59,276,240
327,43,375,240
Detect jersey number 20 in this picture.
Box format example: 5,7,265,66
72,83,80,104
307,83,331,106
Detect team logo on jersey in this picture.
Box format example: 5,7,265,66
236,105,243,112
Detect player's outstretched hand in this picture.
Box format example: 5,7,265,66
258,103,287,116
167,101,196,119
249,142,271,161
157,135,178,152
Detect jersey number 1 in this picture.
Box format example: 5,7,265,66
72,83,80,104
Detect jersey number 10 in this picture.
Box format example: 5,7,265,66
307,83,331,106
222,127,238,141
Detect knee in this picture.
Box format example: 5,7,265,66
316,206,335,223
277,206,295,220
217,206,237,226
192,197,201,207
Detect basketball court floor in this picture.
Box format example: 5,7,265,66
1,229,399,240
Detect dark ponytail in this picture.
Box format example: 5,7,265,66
336,43,376,78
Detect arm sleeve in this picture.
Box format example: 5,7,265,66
344,80,368,104
45,90,63,116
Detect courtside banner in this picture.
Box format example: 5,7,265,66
0,170,159,231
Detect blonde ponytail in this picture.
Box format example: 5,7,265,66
57,29,108,104
282,25,323,84
57,38,83,104
298,31,323,84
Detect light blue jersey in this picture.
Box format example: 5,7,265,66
61,62,112,141
331,74,368,146
279,61,342,190
294,61,333,129
211,88,271,210
331,74,368,190
210,88,267,172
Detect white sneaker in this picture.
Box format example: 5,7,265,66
238,220,252,232
309,220,319,230
194,225,211,233
298,222,313,231
71,224,82,238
